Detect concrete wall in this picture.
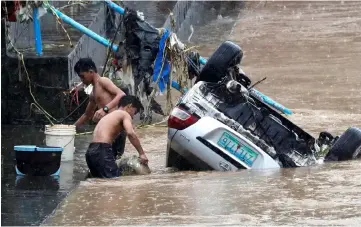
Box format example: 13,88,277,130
6,2,107,88
7,2,101,55
2,2,105,123
164,1,245,43
163,0,193,33
8,2,64,50
5,1,197,89
67,6,108,88
2,0,244,123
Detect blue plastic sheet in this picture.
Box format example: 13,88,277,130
152,29,171,93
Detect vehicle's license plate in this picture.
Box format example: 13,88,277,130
217,132,259,167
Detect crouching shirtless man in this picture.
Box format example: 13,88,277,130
86,95,149,178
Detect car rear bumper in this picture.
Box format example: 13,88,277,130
168,116,280,171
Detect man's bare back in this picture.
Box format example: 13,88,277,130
92,110,130,144
84,95,148,178
92,109,146,162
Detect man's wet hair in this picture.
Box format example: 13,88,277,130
74,58,97,75
118,95,144,113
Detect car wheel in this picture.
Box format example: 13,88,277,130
196,41,243,83
324,127,361,162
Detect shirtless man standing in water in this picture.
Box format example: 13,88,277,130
86,95,148,178
73,58,127,157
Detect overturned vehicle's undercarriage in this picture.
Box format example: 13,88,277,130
103,8,360,168
168,41,361,169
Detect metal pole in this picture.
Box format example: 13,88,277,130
249,89,293,115
49,7,119,52
199,57,207,65
104,0,125,14
33,8,43,56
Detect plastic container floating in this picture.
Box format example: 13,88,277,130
44,124,76,161
14,145,63,176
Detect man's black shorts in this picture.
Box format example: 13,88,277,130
112,131,126,158
85,143,121,178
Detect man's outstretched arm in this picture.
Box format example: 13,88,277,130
123,114,148,164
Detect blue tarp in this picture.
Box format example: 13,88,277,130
152,29,171,93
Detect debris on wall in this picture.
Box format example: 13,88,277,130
105,7,202,123
15,1,46,23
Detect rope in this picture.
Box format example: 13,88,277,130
165,11,176,116
58,2,89,10
4,2,97,125
4,5,58,125
21,53,57,124
43,1,74,47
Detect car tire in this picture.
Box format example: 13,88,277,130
196,41,243,83
324,127,361,162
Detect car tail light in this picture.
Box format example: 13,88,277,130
168,107,199,130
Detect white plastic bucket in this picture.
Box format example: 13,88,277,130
44,124,76,161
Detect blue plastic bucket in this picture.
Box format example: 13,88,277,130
14,145,63,176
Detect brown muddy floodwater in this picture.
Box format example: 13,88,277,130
44,1,361,226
